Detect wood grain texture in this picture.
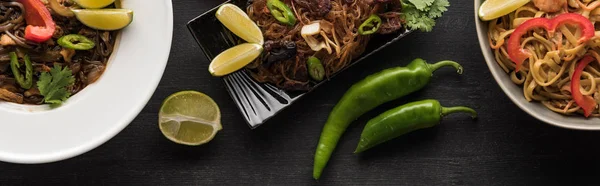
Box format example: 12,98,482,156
2,0,600,185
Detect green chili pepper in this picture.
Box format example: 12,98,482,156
10,52,33,89
358,14,382,35
355,99,477,153
267,0,297,26
313,58,463,180
58,34,95,50
307,56,325,81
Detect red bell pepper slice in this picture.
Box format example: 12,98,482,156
507,13,595,72
18,0,56,43
571,55,597,117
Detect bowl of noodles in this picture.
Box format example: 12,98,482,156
475,0,600,130
0,0,173,163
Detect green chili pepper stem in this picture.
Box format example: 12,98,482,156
441,106,478,119
427,60,464,74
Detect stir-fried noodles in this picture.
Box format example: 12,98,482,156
246,0,403,91
488,0,600,116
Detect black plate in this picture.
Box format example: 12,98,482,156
187,0,412,129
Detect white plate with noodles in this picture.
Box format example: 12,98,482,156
475,0,600,130
0,0,172,163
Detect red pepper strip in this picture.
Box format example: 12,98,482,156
18,0,56,43
571,55,597,117
507,13,595,72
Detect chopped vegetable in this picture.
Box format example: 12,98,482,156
0,35,16,46
400,0,449,32
358,15,382,35
313,58,464,180
49,0,74,17
58,34,96,50
507,13,595,72
355,99,477,153
571,56,597,117
301,22,331,53
37,65,75,104
307,56,325,81
267,0,296,26
10,52,33,89
18,0,56,43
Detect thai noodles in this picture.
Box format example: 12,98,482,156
487,0,600,117
246,0,403,91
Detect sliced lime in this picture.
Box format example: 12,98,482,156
73,0,115,9
209,43,263,77
479,0,530,21
72,9,133,31
216,3,264,45
159,91,222,146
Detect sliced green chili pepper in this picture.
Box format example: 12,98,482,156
10,52,33,89
358,14,382,35
267,0,296,26
355,99,477,153
58,34,95,50
307,56,325,81
313,58,464,180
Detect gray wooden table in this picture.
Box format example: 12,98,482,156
2,0,599,185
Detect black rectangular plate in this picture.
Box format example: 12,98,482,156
187,0,412,129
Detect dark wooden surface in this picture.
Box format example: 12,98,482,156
3,0,600,185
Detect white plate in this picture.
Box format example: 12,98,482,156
0,0,173,163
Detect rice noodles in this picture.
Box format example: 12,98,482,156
488,0,600,116
246,0,403,91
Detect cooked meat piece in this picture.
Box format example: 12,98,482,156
0,88,23,104
378,12,403,34
533,0,565,13
264,40,297,66
293,0,332,17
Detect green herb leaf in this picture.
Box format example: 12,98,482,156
401,0,449,32
407,0,435,11
37,65,75,104
427,0,449,18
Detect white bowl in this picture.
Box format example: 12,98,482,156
474,0,600,130
0,0,173,163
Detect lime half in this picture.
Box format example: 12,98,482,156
73,0,115,9
216,3,264,44
478,0,530,21
209,43,263,77
159,91,222,146
72,9,133,31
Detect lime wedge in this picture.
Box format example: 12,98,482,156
72,9,133,31
209,43,263,77
159,91,222,146
216,3,264,45
479,0,530,21
73,0,115,9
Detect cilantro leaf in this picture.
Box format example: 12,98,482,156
427,0,450,18
407,0,435,11
401,0,450,32
37,65,75,104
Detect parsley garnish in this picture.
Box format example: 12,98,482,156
37,65,75,104
401,0,450,32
